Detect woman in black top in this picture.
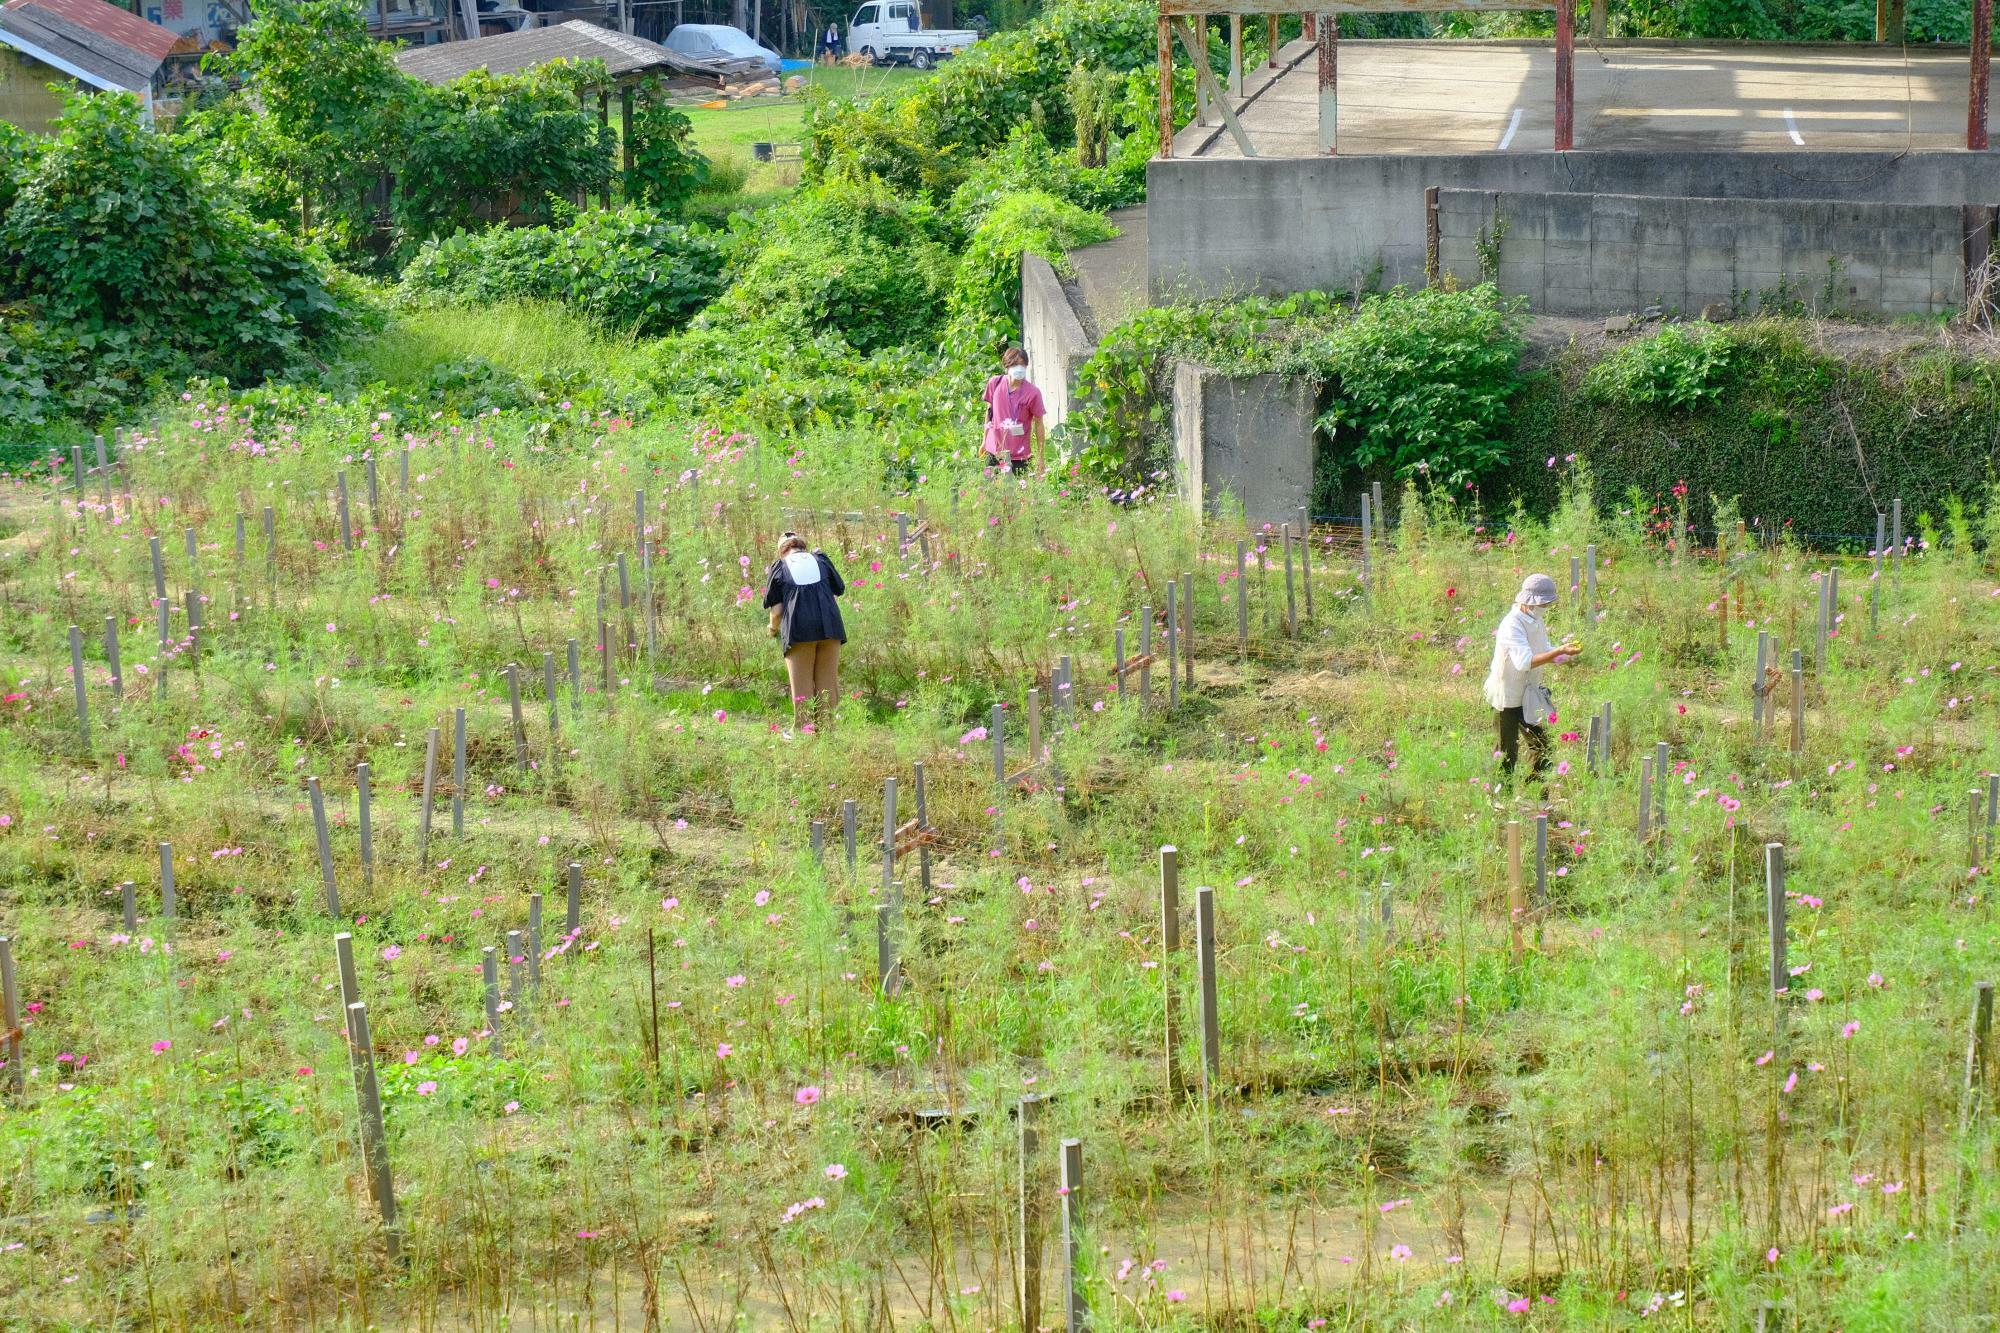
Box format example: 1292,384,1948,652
764,532,847,730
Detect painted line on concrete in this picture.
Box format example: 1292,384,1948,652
1497,106,1522,150
1784,107,1804,145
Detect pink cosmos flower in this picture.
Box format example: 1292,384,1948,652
795,1085,822,1105
824,1163,847,1180
151,1039,172,1053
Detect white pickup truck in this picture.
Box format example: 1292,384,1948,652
846,1,976,69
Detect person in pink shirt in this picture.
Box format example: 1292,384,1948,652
982,344,1046,476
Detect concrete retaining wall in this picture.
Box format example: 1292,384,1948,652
1020,254,1095,432
1436,189,1977,318
1172,363,1316,529
1148,150,2000,301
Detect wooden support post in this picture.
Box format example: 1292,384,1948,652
1964,981,1994,1131
482,947,504,1056
1266,13,1278,66
0,935,20,1097
121,881,137,932
1638,755,1653,842
567,861,583,937
810,819,825,866
913,761,933,896
1019,1095,1043,1329
1974,0,1992,151
527,894,543,986
507,664,528,774
149,535,166,603
1060,1139,1086,1333
308,776,339,916
1359,492,1373,594
505,930,526,1015
543,653,560,737
1973,789,1987,870
1718,592,1729,650
1158,15,1174,158
103,614,121,703
158,842,176,922
417,727,440,868
1195,884,1221,1091
1315,11,1337,154
1161,845,1183,1098
1533,811,1548,913
1505,820,1524,963
67,625,88,750
1229,14,1243,96
94,433,109,506
1654,740,1670,836
1585,715,1600,775
1590,0,1606,40
1600,702,1612,773
1765,843,1787,1001
344,1002,400,1260
336,471,354,550
881,776,899,898
452,707,467,837
1555,0,1575,150
356,762,374,888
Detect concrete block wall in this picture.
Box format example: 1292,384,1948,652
1171,363,1316,529
1435,189,1973,318
1149,150,2000,303
1020,254,1095,432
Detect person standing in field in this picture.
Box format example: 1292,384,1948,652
765,531,847,730
982,345,1045,476
1483,573,1580,778
820,19,842,63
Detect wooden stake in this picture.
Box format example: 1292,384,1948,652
1139,605,1153,710
1165,584,1179,710
481,947,504,1056
567,638,581,718
1235,540,1248,654
121,881,137,933
417,726,440,868
842,799,858,876
1765,843,1787,1001
1506,820,1524,964
1281,524,1296,635
543,652,560,737
344,1002,399,1259
1114,628,1126,701
506,664,528,774
158,842,176,921
527,895,544,987
1195,884,1221,1091
1964,980,1994,1131
1180,570,1195,686
1161,845,1183,1098
1060,1138,1086,1333
1018,1094,1043,1329
810,819,825,867
308,776,339,916
67,624,88,749
1297,509,1313,618
1532,811,1548,912
1638,756,1653,842
451,707,467,837
1027,689,1043,766
356,762,374,888
1789,649,1805,756
104,615,121,701
335,931,361,1010
1584,543,1598,613
566,862,582,938
913,762,932,897
0,935,21,1097
505,930,526,1015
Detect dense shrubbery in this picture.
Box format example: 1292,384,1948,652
0,93,342,447
948,188,1117,342
399,207,727,336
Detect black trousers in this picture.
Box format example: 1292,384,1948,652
1495,706,1548,776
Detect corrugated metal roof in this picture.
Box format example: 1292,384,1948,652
0,0,174,92
393,20,675,85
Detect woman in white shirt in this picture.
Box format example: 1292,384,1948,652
1483,573,1580,777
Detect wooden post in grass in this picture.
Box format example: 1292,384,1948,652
1638,755,1653,842
527,894,543,986
1988,775,1998,864
336,471,353,551
1533,811,1548,913
597,579,612,696
566,862,582,938
1114,628,1126,701
0,934,21,1097
482,947,504,1056
357,763,374,888
1359,493,1374,598
308,776,339,916
121,881,137,933
1973,790,1987,870
567,638,581,719
1180,570,1195,685
878,775,900,992
810,819,825,867
1139,605,1153,710
417,727,440,869
156,600,170,694
184,591,201,668
1060,1138,1085,1333
1569,555,1580,604
1765,843,1787,1002
1585,714,1600,775
1165,585,1179,710
1964,981,1993,1131
104,615,121,701
1753,631,1770,739
543,653,559,738
1506,820,1525,964
1281,524,1297,635
1297,507,1313,618
399,446,410,493
505,931,525,1014
1195,884,1221,1092
506,665,528,774
1789,649,1805,756
1160,846,1183,1099
451,707,467,837
842,799,858,876
1654,740,1669,837
1018,1094,1043,1329
913,762,933,897
1600,702,1612,773
335,931,361,1010
881,776,898,900
149,535,166,603
1584,544,1598,613
344,1001,400,1260
67,625,88,749
1872,511,1885,632
1235,540,1248,654
1028,689,1044,766
158,842,176,921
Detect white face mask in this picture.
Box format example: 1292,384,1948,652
1006,365,1028,382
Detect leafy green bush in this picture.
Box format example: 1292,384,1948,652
709,177,957,353
1584,321,1734,410
1308,285,1526,485
947,188,1116,343
623,85,709,214
399,207,726,336
0,91,342,428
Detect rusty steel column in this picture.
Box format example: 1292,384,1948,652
1972,0,1992,151
1159,13,1175,158
1555,0,1575,151
1316,13,1337,155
